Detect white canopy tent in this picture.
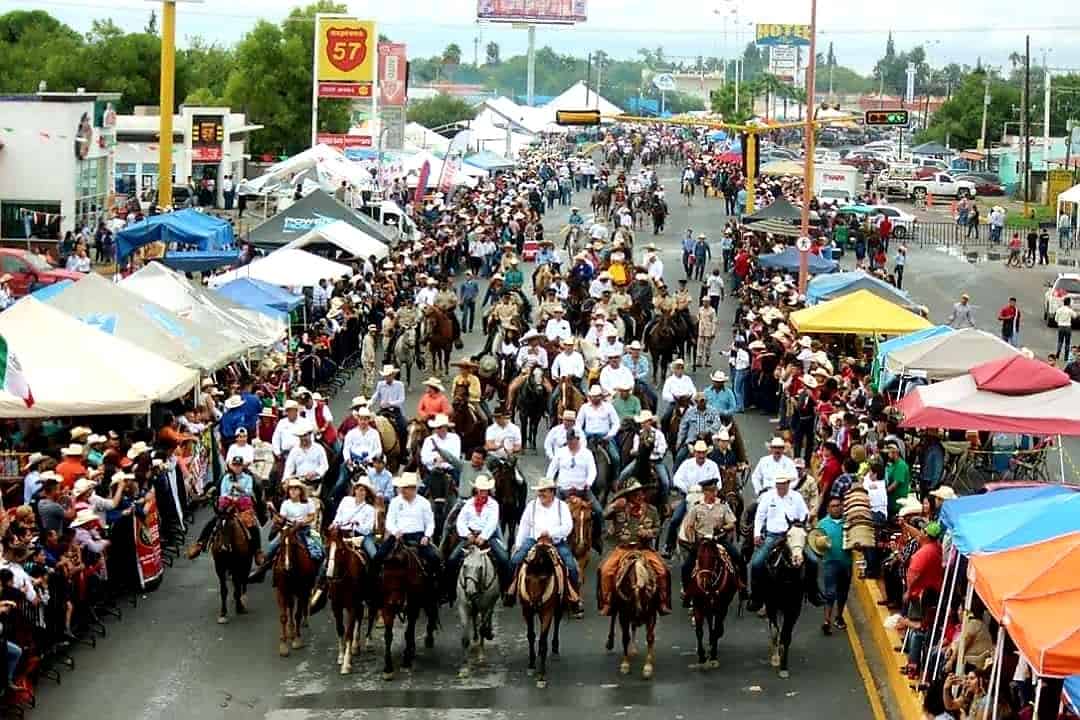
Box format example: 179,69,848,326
207,248,352,289
282,220,389,261
404,122,450,153
1056,183,1080,230
237,144,375,197
402,150,485,188
0,298,198,418
540,81,624,128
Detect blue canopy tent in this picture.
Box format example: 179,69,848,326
756,247,839,275
1066,676,1080,713
115,209,239,271
941,486,1079,556
29,280,74,302
977,493,1080,553
464,150,516,173
807,271,921,309
215,278,301,321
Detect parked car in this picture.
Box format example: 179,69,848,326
955,174,1006,196
1044,273,1080,327
0,248,86,298
865,204,918,239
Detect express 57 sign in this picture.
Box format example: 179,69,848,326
316,17,376,98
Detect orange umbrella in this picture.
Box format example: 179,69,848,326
971,532,1080,620
1004,588,1080,677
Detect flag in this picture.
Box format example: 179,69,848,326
436,129,473,194
0,334,33,408
413,159,430,206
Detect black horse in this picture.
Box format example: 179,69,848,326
516,368,549,451
760,523,809,679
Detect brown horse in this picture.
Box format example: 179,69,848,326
517,542,567,688
645,314,681,383
663,396,692,456
566,495,593,620
554,376,585,421
532,263,555,301
604,551,661,679
325,528,373,675
273,523,318,657
451,383,487,454
490,457,524,541
210,509,254,625
405,419,430,471
685,538,739,669
422,306,455,377
378,543,439,680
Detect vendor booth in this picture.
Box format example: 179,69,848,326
207,248,352,289
788,289,932,335
115,209,239,271
807,271,921,309
757,247,839,274
282,220,389,261
245,190,393,251
883,328,1020,381
214,278,302,320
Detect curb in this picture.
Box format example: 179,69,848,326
847,553,925,720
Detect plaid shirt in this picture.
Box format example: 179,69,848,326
677,406,723,449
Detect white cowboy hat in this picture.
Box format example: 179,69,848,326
561,409,577,421
72,477,97,497
61,443,84,456
715,429,731,442
110,471,134,486
748,340,767,351
350,395,369,408
224,395,244,410
351,477,377,495
671,358,685,367
930,486,957,501
283,399,300,411
710,370,728,383
560,337,575,346
634,410,656,424
69,425,92,440
70,509,99,528
21,452,47,471
588,385,605,398
801,375,819,389
768,437,787,449
291,421,315,436
628,340,643,351
355,407,373,419
380,364,398,376
533,476,557,492
474,474,495,491
393,472,419,488
422,377,445,391
428,413,451,429
522,329,540,342
692,440,709,453
773,473,794,485
293,386,311,397
86,433,106,445
604,347,621,359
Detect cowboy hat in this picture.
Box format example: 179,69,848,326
634,410,656,424
85,433,106,445
37,470,60,486
110,471,134,487
628,340,643,351
522,329,540,342
61,443,84,456
393,472,419,488
588,385,605,398
710,370,728,383
560,337,575,346
692,440,709,453
612,478,646,500
355,407,373,419
929,486,957,501
72,477,97,497
380,364,398,376
293,386,311,397
0,273,11,284
451,358,479,369
474,474,495,492
801,373,819,389
798,336,813,348
290,420,315,437
69,426,92,440
671,358,685,367
351,477,376,495
768,437,787,449
21,452,47,471
897,496,923,517
224,394,244,410
70,509,99,529
715,429,731,442
283,399,300,411
428,413,451,429
807,528,832,556
773,473,794,485
561,409,577,421
422,377,445,391
533,476,557,492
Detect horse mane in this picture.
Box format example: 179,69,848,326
615,553,658,617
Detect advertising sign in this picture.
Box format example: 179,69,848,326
755,23,811,47
134,489,164,589
1048,169,1074,208
378,42,408,106
477,0,587,24
414,160,431,205
652,73,677,92
316,133,373,150
316,17,376,99
191,115,224,162
769,46,797,82
380,106,406,150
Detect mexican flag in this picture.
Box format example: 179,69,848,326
0,334,33,408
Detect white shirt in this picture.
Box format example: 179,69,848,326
543,424,575,461
672,457,721,494
343,425,384,462
753,489,809,537
0,559,38,603
864,476,888,516
661,373,696,404
515,497,574,550
330,497,375,534
279,498,315,523
551,351,585,380
589,222,610,241
544,318,572,343
271,417,303,457
730,347,751,371
486,422,522,453
546,445,597,492
646,257,664,282
1055,306,1076,327
630,429,668,461
457,497,500,541
386,494,435,537
516,345,549,370
283,442,329,481
751,454,798,496
599,338,624,357
421,432,462,471
225,442,255,467
415,287,437,306
707,274,725,297
599,365,635,396
575,401,620,438
584,323,617,346
551,281,570,301
588,278,613,299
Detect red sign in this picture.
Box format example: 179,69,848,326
134,490,164,589
191,145,223,162
318,81,373,99
378,42,408,106
414,159,431,205
316,133,372,149
325,25,369,73
477,0,587,24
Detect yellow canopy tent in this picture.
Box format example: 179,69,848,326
760,160,805,177
788,289,933,336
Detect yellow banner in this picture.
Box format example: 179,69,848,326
315,17,376,85
1048,169,1074,208
755,23,811,47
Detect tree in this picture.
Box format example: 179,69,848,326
485,41,500,65
709,83,752,123
183,87,224,106
442,43,462,67
406,93,475,129
145,10,157,35
921,72,1019,149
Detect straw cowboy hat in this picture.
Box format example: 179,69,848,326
533,476,557,492
110,471,134,487
561,409,577,421
21,452,47,472
72,477,98,497
473,474,495,491
452,358,479,370
807,528,832,556
393,472,419,488
634,410,656,424
930,486,957,501
801,375,819,389
283,399,300,411
897,496,923,517
355,407,373,419
61,443,84,457
710,370,729,383
612,478,646,501
351,477,377,495
423,377,445,391
290,421,315,436
70,509,100,529
768,437,787,449
773,473,794,485
588,385,605,398
380,364,398,376
69,426,92,441
224,395,244,410
428,413,451,429
692,440,709,453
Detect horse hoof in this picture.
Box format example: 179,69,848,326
337,652,345,665
217,615,228,625
706,659,720,670
382,672,394,681
642,664,654,680
770,652,780,668
291,638,305,650
279,643,290,657
574,611,585,620
458,668,470,679
536,679,547,689
779,669,790,679
341,663,352,675
619,662,631,675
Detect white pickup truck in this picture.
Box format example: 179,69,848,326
879,171,977,200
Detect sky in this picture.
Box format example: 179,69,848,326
5,0,1080,76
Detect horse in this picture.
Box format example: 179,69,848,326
392,331,422,390
604,551,661,679
325,527,372,674
618,426,665,517
422,306,455,377
685,537,739,669
210,507,255,625
451,383,487,455
532,263,555,302
516,367,549,451
663,396,692,459
379,542,439,680
456,545,500,678
273,522,318,657
563,224,586,257
566,494,593,619
405,419,430,472
591,187,612,221
490,457,524,542
517,542,567,688
681,177,695,206
644,315,681,383
554,376,585,423
762,523,809,679
585,435,614,507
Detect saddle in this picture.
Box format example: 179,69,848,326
519,543,567,604
614,550,657,593
210,514,249,555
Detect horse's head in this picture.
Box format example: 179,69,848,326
406,419,429,456
529,366,544,387
460,545,496,603
784,521,808,569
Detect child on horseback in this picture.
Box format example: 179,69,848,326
187,456,262,562
249,478,324,582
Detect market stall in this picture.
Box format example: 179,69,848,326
206,248,352,289
214,278,302,320
883,328,1020,381
807,270,921,310
245,190,393,251
282,219,389,261
757,247,839,274
788,289,932,335
115,208,239,271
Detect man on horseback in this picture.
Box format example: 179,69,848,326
746,474,814,613
187,456,262,562
435,279,464,350
678,477,744,606
675,392,723,466
421,414,463,489
549,338,586,418
451,359,490,426
375,472,441,576
384,305,420,366
575,385,623,479
371,365,407,445
543,306,572,344
515,330,549,372
417,377,451,422
659,358,696,431
547,430,604,554
664,441,722,558
508,477,581,609
617,410,670,493
597,480,671,617
443,475,511,609
623,341,658,410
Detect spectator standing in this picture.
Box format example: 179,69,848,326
816,497,851,636
997,297,1021,347
1054,297,1076,359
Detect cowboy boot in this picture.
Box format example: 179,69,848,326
186,542,204,560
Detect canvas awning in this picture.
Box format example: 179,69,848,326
746,219,806,239
282,220,389,261
207,249,352,289
0,298,197,418
757,247,839,274
807,270,921,310
884,328,1020,381
115,209,236,263
246,190,394,250
744,196,803,222
789,289,933,336
214,278,303,318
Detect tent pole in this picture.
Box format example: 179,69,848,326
1033,676,1043,720
986,628,1005,720
924,547,956,684
956,581,975,676
1058,435,1066,483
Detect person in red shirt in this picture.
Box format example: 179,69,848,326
997,297,1021,347
55,444,88,491
816,441,844,516
878,215,893,250
733,249,751,290
416,377,452,421
905,521,945,606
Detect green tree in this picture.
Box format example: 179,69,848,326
485,41,500,65
406,93,475,129
709,83,752,123
921,71,1019,149
442,43,462,67
0,10,84,93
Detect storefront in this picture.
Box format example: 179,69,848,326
0,91,119,242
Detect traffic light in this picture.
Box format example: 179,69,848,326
864,109,910,127
556,110,601,126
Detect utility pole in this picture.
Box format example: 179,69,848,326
979,71,991,150
1023,35,1031,213
585,53,592,107
1044,50,1052,189
799,0,818,293
526,25,536,106
596,54,604,109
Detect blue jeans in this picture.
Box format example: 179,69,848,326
617,461,670,505
375,532,441,569
511,538,579,586
822,561,852,609
664,494,689,551
265,526,323,563
635,380,658,410
5,641,20,683
461,300,476,333
750,533,786,594
732,368,749,412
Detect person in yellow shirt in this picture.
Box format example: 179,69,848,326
451,358,489,424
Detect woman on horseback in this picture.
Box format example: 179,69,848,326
187,456,262,562
250,478,324,581
309,477,377,609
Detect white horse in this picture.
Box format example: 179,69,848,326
457,545,500,677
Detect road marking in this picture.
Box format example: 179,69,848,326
842,608,888,720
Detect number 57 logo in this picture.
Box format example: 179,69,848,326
325,26,368,72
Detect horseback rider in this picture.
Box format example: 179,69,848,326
678,476,744,607
336,408,383,505
503,258,525,293
675,392,723,466
515,330,549,372
371,365,407,445
543,409,578,462
283,421,330,490
659,358,696,432
543,306,572,344
623,341,657,408
584,311,615,347
483,294,519,357
374,472,441,577
611,380,642,423
385,303,420,366
618,410,670,494
746,473,819,613
568,206,584,228
435,279,464,349
421,414,462,489
599,350,634,397
547,428,604,554
451,358,491,425
538,288,564,326
508,476,582,609
576,385,623,478
663,441,721,559
597,480,671,617
417,377,452,422
270,400,304,477
443,475,512,609
187,455,262,562
598,323,624,359
548,338,586,418
249,477,324,582
309,477,378,612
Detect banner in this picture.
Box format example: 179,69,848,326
437,129,473,194
134,489,164,589
315,17,376,99
380,106,406,150
378,42,408,106
414,159,430,205
755,23,811,47
316,133,373,149
477,0,587,24
1048,169,1074,208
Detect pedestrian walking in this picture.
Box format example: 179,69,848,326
1026,229,1038,264
946,293,976,329
997,297,1021,347
692,233,711,281
816,497,852,636
1039,227,1051,265
681,229,695,279
459,270,479,334
894,245,907,290
966,203,980,239
706,268,725,309
1055,298,1076,359
1059,209,1073,251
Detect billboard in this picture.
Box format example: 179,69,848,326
477,0,587,24
316,134,372,150
380,106,406,150
755,23,811,47
378,42,408,107
768,46,798,83
316,17,376,99
191,115,224,162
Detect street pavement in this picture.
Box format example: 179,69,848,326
39,167,1067,720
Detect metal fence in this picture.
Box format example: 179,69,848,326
878,222,1073,253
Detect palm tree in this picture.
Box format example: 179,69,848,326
754,73,788,120
443,43,462,67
